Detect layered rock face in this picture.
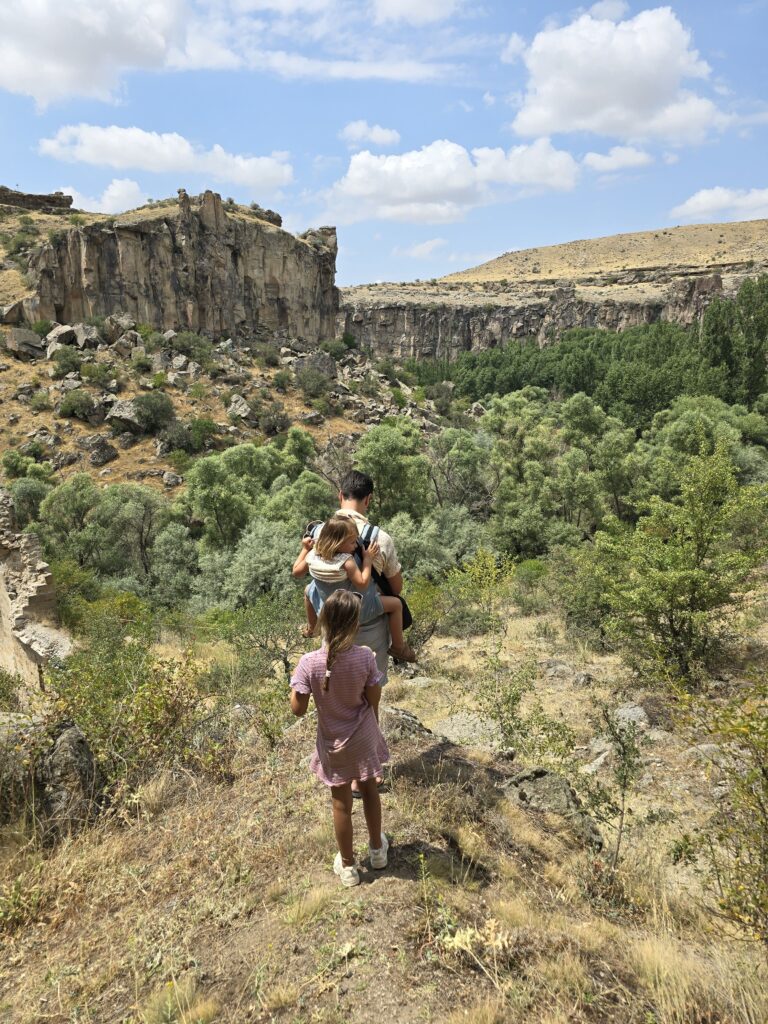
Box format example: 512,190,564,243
0,490,72,688
0,185,73,214
338,271,756,361
25,191,338,343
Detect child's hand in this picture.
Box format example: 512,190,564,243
364,541,380,564
301,536,314,551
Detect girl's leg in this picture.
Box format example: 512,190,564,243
380,596,415,661
356,777,383,849
330,784,355,865
303,586,318,638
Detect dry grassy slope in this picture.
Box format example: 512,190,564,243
2,613,766,1024
444,219,768,283
341,218,768,310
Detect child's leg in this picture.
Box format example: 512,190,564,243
380,595,415,661
330,784,355,866
356,777,383,849
303,586,318,638
380,595,405,648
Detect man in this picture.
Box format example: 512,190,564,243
333,469,404,684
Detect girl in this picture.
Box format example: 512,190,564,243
292,515,415,662
290,590,390,887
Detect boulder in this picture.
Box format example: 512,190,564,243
379,706,433,742
3,327,46,360
110,330,142,358
87,437,118,467
162,471,182,488
505,766,603,849
45,324,76,347
46,340,65,360
0,715,104,843
104,312,137,343
615,703,650,731
0,300,24,325
105,398,144,434
294,351,337,380
73,323,102,349
227,393,251,419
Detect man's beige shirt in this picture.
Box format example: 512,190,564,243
334,508,401,578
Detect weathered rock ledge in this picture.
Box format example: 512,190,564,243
23,191,339,343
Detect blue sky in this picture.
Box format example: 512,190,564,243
1,1,766,285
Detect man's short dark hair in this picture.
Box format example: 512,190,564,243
340,470,374,500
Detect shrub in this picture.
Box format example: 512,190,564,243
131,355,153,372
134,391,175,433
320,338,347,360
273,369,292,393
512,559,549,615
172,331,214,367
296,366,330,400
59,390,95,421
2,449,31,479
29,390,51,412
9,477,52,528
80,362,114,388
391,387,406,409
258,403,290,436
151,372,167,389
254,344,280,368
31,319,53,338
51,347,83,378
341,332,357,349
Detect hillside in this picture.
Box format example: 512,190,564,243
338,219,768,360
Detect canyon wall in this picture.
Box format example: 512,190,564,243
24,191,338,343
339,266,764,361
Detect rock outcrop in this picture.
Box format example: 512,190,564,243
0,490,72,688
0,185,73,214
338,270,756,361
24,191,338,343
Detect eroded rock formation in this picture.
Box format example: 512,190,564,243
24,191,338,343
0,185,73,214
0,490,72,687
338,270,757,361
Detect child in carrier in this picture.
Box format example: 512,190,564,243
289,590,390,887
292,514,415,662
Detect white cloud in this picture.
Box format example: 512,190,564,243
671,186,768,222
372,0,461,26
0,0,184,105
512,8,727,143
324,137,578,224
242,49,453,82
61,178,148,214
583,146,653,172
39,125,293,192
588,1,629,20
396,238,448,258
482,91,496,107
339,120,401,149
663,151,680,165
501,32,526,64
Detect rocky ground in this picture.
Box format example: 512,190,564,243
2,604,766,1023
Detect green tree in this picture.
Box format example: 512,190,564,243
37,474,104,567
592,445,768,682
355,418,431,520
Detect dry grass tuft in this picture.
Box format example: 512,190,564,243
283,885,334,926
139,976,219,1024
262,982,299,1013
446,997,510,1024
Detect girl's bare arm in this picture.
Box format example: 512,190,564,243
344,540,380,589
292,536,313,578
290,690,310,716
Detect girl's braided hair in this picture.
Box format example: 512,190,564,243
318,590,362,691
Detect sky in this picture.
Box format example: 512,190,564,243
0,1,766,286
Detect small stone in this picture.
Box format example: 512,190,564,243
162,471,182,488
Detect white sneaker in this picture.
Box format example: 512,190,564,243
333,852,360,887
369,833,389,870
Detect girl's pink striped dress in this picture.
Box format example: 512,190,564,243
290,645,389,786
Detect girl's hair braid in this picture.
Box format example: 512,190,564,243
317,590,362,691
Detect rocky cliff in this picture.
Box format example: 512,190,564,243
339,219,768,360
23,191,338,343
0,490,71,689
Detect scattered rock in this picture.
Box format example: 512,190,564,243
45,324,76,347
74,323,101,349
162,471,182,488
615,702,650,731
0,300,24,325
105,398,144,434
104,313,137,343
573,671,596,687
431,710,502,749
227,394,251,419
3,327,46,360
110,330,142,358
505,766,603,849
379,707,433,742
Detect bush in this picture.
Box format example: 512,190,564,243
341,333,357,349
296,366,331,400
9,477,51,528
31,319,53,338
51,347,83,378
59,390,95,421
512,559,549,615
80,362,114,388
257,403,290,436
133,391,175,433
131,354,153,372
320,339,347,360
391,387,406,409
161,417,216,454
29,391,51,412
172,331,214,367
273,369,292,393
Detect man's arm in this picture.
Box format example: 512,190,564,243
385,570,403,596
